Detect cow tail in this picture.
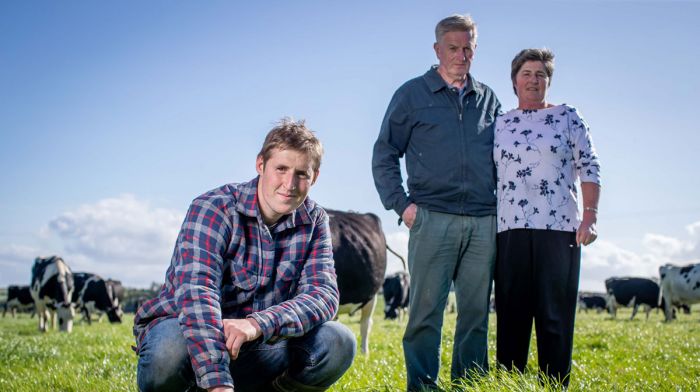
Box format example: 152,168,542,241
386,244,407,271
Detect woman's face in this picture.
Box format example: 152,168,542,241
514,60,550,108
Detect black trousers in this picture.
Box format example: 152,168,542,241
495,229,580,386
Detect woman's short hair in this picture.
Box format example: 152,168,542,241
258,118,323,172
435,14,477,43
510,48,555,94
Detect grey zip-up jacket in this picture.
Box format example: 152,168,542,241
372,66,501,219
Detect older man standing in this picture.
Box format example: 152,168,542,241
372,14,500,391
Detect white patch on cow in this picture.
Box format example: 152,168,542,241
336,296,377,355
660,263,700,321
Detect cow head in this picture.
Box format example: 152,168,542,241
105,305,123,323
56,302,75,332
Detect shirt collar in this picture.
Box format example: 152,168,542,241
423,65,482,96
234,176,313,232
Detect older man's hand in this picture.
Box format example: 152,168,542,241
402,204,418,229
223,318,262,360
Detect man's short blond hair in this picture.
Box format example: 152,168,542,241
258,118,323,172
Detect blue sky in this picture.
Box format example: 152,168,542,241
2,1,699,290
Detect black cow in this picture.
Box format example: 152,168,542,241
578,293,607,313
72,273,123,324
30,256,75,332
3,285,34,318
604,277,660,320
328,209,388,355
383,271,410,320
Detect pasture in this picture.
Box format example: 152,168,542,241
0,303,698,391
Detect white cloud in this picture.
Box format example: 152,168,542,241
385,230,409,275
381,220,700,293
46,194,182,264
0,244,42,286
34,194,184,287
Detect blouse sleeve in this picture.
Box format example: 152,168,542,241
568,107,601,185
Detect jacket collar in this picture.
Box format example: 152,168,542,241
423,65,483,96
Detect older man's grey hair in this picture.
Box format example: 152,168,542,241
435,14,478,43
510,48,555,95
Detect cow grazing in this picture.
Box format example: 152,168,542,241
327,209,388,355
659,263,700,322
578,292,607,313
106,279,125,309
72,273,123,324
383,271,410,320
30,256,75,332
605,277,660,320
3,285,34,317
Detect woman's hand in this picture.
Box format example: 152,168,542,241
576,217,597,246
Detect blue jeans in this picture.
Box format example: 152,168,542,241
137,318,356,392
404,209,496,391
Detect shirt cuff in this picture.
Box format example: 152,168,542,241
394,198,412,221
248,312,277,343
193,351,233,389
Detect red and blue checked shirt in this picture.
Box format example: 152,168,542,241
133,177,339,389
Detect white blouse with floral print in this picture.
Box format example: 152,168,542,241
494,104,601,233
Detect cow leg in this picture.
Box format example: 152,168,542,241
83,308,92,325
663,298,674,322
398,307,407,323
11,307,17,318
358,295,376,355
606,294,617,318
50,309,57,330
630,297,638,320
36,303,49,332
643,304,651,320
1,303,6,318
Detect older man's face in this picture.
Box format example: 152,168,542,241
434,31,476,83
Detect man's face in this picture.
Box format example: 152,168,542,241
434,30,476,82
256,148,318,225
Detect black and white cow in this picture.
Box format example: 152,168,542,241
30,256,75,332
2,285,34,317
383,271,410,320
659,263,700,322
106,279,125,310
604,277,660,320
328,209,388,355
577,292,607,313
72,273,123,324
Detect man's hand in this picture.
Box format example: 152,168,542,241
402,203,418,229
223,318,262,360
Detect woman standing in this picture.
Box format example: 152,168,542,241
494,48,601,387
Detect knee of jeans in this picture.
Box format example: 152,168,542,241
321,322,356,369
138,334,190,391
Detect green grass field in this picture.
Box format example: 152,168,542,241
0,304,698,391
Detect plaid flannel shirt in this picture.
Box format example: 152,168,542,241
133,177,338,389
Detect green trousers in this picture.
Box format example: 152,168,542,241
403,208,496,391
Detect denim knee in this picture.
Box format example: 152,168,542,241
285,321,356,388
137,318,194,392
